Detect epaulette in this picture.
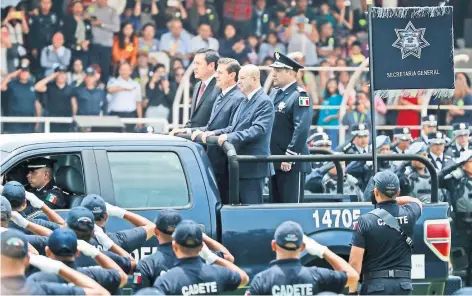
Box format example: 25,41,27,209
297,86,307,94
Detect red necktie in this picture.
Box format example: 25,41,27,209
196,82,206,105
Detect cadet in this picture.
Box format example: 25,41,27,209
392,127,412,154
341,123,370,155
427,132,454,171
81,194,155,252
322,161,363,201
1,229,108,295
25,157,68,210
247,221,358,295
153,220,249,294
26,228,127,294
446,123,471,159
349,171,423,295
310,132,332,169
269,51,313,203
415,115,438,145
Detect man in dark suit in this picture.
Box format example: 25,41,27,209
269,52,313,203
190,58,245,204
170,49,220,132
213,65,275,204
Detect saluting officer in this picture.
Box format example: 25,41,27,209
414,115,438,145
392,127,412,154
246,221,358,295
446,123,471,159
153,220,249,294
427,132,454,171
349,171,423,295
342,124,370,155
269,51,313,203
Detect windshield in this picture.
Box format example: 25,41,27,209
0,151,9,166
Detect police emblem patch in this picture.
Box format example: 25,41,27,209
46,193,58,205
277,102,286,112
392,21,430,59
275,52,280,60
299,96,310,106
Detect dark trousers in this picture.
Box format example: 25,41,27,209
89,44,112,82
216,170,229,204
109,111,137,132
361,278,412,295
240,178,264,204
271,170,306,203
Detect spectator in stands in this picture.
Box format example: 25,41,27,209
286,17,319,66
396,90,423,139
252,0,270,39
138,23,159,54
1,64,41,133
316,2,336,28
68,58,85,85
61,0,92,67
287,0,316,21
337,71,350,95
1,25,27,77
145,63,176,123
34,66,75,132
188,0,220,36
173,67,185,86
352,0,368,33
260,56,274,85
159,18,192,66
223,0,253,38
133,51,153,96
112,21,139,68
190,23,219,53
347,41,366,66
317,21,335,58
120,1,141,31
2,6,29,47
40,32,72,76
90,63,106,89
136,0,159,31
88,0,120,83
170,58,185,79
342,94,372,140
332,0,354,36
448,73,472,126
246,35,259,64
71,67,107,116
317,78,342,147
269,5,289,41
219,24,250,64
107,62,143,130
258,31,286,65
158,0,188,28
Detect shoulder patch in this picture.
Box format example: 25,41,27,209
297,86,307,93
299,96,310,107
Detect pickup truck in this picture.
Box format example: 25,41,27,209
0,133,455,295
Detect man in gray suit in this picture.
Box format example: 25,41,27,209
212,65,275,204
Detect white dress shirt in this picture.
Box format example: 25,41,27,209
247,87,262,101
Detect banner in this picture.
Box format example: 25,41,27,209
370,6,455,99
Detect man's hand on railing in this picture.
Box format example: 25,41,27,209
191,129,203,141
201,131,215,143
170,128,187,136
218,134,227,146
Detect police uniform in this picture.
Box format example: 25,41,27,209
0,230,85,295
26,158,68,210
247,221,347,295
153,220,242,295
351,171,422,295
414,115,438,145
132,210,181,292
269,52,313,203
445,123,472,159
26,228,122,294
342,124,370,155
427,132,454,171
310,132,332,170
321,162,363,202
392,127,412,154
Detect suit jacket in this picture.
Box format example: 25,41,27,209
214,88,275,179
184,77,220,128
61,15,93,51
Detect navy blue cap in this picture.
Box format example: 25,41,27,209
81,194,107,221
312,133,331,147
67,206,95,233
373,170,400,198
351,123,369,137
270,51,304,71
18,62,30,72
26,157,56,170
2,181,26,206
1,196,12,221
428,132,446,145
155,209,182,235
84,67,96,76
393,127,412,141
172,220,203,248
452,122,470,137
274,221,304,251
1,229,28,258
54,65,68,73
421,114,437,127
48,228,78,257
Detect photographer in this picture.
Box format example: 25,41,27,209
144,64,176,123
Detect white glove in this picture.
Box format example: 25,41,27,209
29,254,64,274
0,227,7,233
94,229,114,251
25,191,44,209
11,211,29,229
105,202,126,219
303,236,327,259
77,240,100,258
198,243,219,265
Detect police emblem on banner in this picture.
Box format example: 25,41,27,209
370,6,455,100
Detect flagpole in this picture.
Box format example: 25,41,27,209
367,0,378,174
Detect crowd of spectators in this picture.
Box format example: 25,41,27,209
1,0,471,146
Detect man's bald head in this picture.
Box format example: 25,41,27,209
238,64,261,95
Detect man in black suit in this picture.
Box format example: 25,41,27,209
171,49,220,132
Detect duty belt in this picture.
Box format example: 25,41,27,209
363,270,411,280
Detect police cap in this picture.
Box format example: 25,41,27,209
373,170,400,198
351,123,369,137
312,133,332,147
81,194,107,221
270,51,304,71
421,115,437,127
155,209,182,235
48,228,78,257
1,196,12,222
18,61,30,72
406,142,427,154
393,127,412,141
84,67,96,76
452,123,470,137
2,181,26,208
375,135,391,150
67,206,95,233
172,220,203,248
428,132,446,145
54,65,68,73
26,157,56,171
1,229,28,259
274,221,303,251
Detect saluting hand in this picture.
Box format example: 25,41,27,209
218,134,227,146
281,162,292,172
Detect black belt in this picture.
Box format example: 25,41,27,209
363,270,411,280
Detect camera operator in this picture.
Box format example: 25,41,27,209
144,63,176,123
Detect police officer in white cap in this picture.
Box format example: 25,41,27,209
342,123,370,155
414,115,438,145
446,123,472,159
427,132,454,171
392,127,412,154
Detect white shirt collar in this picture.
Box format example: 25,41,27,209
247,87,262,101
202,74,215,87
457,143,468,151
432,153,443,161
355,145,366,153
222,84,237,96
281,80,297,92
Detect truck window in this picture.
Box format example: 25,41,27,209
107,152,189,208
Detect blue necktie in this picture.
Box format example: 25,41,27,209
213,93,224,114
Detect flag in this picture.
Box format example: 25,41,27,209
46,193,57,205
133,272,142,284
299,96,310,106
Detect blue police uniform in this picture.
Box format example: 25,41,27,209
153,220,242,295
351,171,422,295
427,132,454,171
392,127,412,154
305,133,332,194
445,123,472,159
414,115,438,145
269,52,313,203
248,221,347,295
72,68,107,116
132,210,182,292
